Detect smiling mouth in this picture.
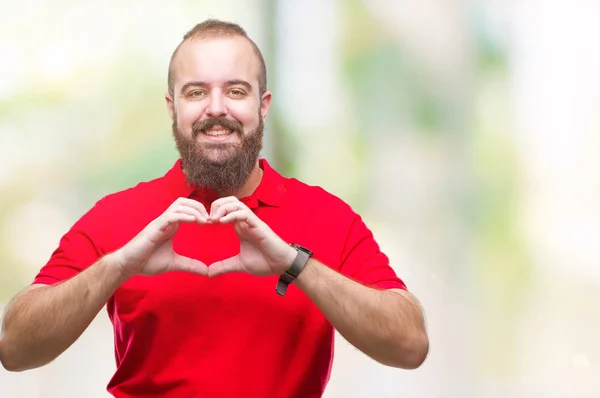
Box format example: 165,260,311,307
203,128,232,136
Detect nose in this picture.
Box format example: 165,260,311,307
205,91,227,118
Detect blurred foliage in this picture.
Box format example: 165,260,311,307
342,0,444,137
468,7,532,379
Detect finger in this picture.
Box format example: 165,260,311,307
170,254,209,276
218,209,259,228
208,255,243,277
171,197,210,218
210,196,240,220
174,207,208,224
157,213,197,232
211,202,244,222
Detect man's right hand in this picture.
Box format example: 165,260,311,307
114,197,210,278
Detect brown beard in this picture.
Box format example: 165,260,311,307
171,112,264,194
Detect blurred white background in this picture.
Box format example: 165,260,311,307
1,0,600,397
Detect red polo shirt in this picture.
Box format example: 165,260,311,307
33,158,406,398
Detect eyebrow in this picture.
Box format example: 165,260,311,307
180,80,253,93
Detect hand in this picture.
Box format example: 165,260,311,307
207,197,297,278
114,197,210,278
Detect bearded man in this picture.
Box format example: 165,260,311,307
0,19,429,398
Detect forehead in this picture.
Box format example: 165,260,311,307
172,36,260,92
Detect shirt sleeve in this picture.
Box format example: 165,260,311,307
32,199,108,286
338,214,407,291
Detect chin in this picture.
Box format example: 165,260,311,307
201,150,236,164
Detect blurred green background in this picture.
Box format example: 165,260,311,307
1,0,599,397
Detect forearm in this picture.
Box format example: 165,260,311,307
0,252,127,371
294,259,429,369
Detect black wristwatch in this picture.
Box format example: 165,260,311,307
276,243,313,297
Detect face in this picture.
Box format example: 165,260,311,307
166,36,272,193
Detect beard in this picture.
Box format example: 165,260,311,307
171,111,264,194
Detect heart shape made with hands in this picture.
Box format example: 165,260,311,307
177,196,296,279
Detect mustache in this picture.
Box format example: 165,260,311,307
192,118,244,138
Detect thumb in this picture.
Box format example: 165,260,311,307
170,254,209,276
208,255,243,277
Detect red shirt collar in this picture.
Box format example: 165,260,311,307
164,158,286,208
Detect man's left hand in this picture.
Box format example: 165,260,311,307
206,196,296,278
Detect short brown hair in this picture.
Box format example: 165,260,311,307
167,19,267,97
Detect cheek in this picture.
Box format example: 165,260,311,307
228,102,260,129
177,103,204,129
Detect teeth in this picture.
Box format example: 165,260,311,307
205,129,231,136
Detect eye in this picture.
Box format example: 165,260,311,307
188,90,206,98
228,89,246,97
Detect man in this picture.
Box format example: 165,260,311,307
0,19,428,398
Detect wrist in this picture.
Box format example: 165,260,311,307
293,257,316,285
275,243,313,297
104,251,135,282
280,245,298,275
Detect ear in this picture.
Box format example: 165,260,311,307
165,93,175,120
260,91,272,121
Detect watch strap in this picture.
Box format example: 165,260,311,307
276,244,312,297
